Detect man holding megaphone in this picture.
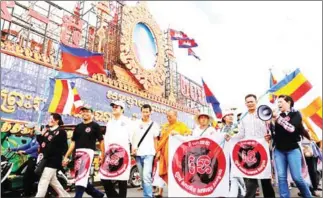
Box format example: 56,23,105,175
225,94,275,198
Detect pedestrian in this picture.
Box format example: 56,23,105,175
35,113,70,197
99,100,133,198
62,105,105,198
10,123,39,197
272,95,312,198
221,110,246,197
192,109,216,137
155,109,191,185
132,104,160,198
226,94,275,198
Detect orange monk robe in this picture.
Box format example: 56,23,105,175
156,121,191,184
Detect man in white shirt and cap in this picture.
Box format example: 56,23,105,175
192,109,216,137
99,100,133,198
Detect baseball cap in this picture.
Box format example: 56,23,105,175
80,104,94,112
110,100,125,109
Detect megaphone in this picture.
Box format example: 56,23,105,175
257,105,273,121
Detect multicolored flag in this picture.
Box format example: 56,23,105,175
301,96,322,129
60,43,106,76
169,29,188,40
267,68,312,102
188,48,200,61
269,70,277,103
43,79,83,115
178,39,198,48
202,78,222,118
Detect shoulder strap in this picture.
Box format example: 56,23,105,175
200,126,210,136
137,122,154,149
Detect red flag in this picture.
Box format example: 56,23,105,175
178,39,198,48
169,29,188,40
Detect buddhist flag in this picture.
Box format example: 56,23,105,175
301,96,322,129
43,79,83,115
269,71,277,103
267,68,312,102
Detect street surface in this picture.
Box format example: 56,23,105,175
70,182,322,197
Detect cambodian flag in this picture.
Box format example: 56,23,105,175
60,43,106,76
169,29,188,40
188,48,200,61
202,78,222,118
178,39,198,48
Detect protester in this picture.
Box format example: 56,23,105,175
10,123,39,197
301,133,320,197
192,109,216,136
35,113,70,197
155,109,191,184
221,110,245,197
272,95,312,198
226,94,275,198
62,105,105,198
99,100,133,198
132,104,160,198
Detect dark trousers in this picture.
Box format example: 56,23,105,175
305,156,318,192
23,157,37,196
101,179,128,198
75,182,104,198
244,178,275,198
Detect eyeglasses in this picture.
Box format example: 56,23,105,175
112,105,119,109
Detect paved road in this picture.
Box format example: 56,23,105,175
71,183,322,197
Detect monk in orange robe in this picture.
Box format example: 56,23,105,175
155,110,191,185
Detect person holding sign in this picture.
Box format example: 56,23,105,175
62,105,105,198
132,104,160,198
226,94,275,198
272,95,312,198
221,110,246,197
155,110,191,185
192,110,216,137
99,100,133,198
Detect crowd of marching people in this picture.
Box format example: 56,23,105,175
8,93,322,198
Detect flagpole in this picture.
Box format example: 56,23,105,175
36,45,60,125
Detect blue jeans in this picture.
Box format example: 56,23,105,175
136,155,154,198
274,148,312,198
75,182,104,198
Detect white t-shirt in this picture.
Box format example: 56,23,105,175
104,115,133,146
101,115,133,180
192,125,216,137
132,120,160,156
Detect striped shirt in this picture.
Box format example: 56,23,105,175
233,112,267,139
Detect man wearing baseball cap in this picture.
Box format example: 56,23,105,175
99,100,134,197
63,104,105,198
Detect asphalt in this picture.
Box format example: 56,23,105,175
70,182,323,197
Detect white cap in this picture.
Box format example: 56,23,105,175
194,108,214,125
110,100,126,109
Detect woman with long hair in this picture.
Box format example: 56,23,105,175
272,95,312,198
35,113,70,197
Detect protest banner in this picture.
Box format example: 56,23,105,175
168,134,230,197
99,143,131,180
230,138,272,179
